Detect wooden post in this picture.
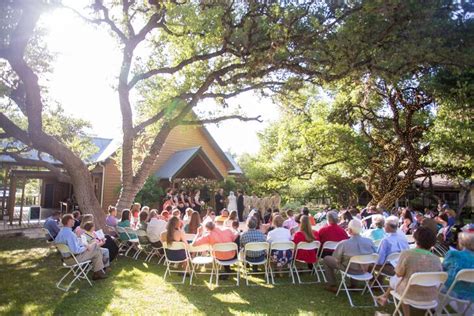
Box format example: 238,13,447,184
7,175,17,226
1,166,8,220
19,178,26,226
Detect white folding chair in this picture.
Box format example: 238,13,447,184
438,269,474,316
212,242,240,287
162,241,190,284
41,228,54,243
145,241,165,264
188,244,214,285
268,241,295,285
336,253,379,307
373,239,382,249
317,241,340,282
116,226,139,257
134,229,152,260
371,252,400,292
240,242,269,286
55,243,93,292
390,271,448,316
292,241,321,284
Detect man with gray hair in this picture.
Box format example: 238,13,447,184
375,215,409,274
318,210,349,256
323,218,376,292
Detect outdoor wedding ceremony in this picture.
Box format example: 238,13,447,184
0,0,473,315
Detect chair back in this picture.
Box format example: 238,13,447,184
212,242,238,252
373,239,382,248
296,241,320,251
322,241,340,251
385,252,400,266
136,229,147,237
41,228,54,241
455,269,474,283
349,253,379,265
244,242,269,252
55,243,72,256
116,226,127,235
407,272,448,288
163,241,187,251
270,241,295,251
124,227,136,237
188,244,211,253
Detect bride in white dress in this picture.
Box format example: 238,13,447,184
227,191,237,211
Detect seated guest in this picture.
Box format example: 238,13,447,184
441,232,474,304
224,210,238,228
267,215,292,268
318,211,349,256
192,221,238,279
400,208,414,235
263,208,273,225
184,211,201,234
202,209,216,224
302,207,316,226
363,214,386,241
375,216,409,275
323,219,376,292
137,210,149,230
118,209,137,240
82,221,112,266
131,202,141,226
283,209,297,230
75,214,93,236
338,210,353,230
55,214,108,280
160,210,170,221
105,206,118,227
293,215,320,268
376,227,442,315
183,208,194,225
146,210,167,248
160,217,188,263
240,217,267,271
44,211,61,240
72,211,81,230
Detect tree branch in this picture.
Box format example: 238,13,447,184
181,114,263,126
128,48,227,88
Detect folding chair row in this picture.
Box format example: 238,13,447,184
161,241,331,287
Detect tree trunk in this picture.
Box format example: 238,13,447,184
116,124,172,210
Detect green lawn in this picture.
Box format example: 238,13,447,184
0,237,396,315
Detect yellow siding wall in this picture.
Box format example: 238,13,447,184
101,125,229,209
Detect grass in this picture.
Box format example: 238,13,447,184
0,237,397,315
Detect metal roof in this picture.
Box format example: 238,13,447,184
154,146,224,181
225,152,243,174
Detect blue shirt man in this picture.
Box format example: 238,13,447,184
377,216,409,265
43,211,61,240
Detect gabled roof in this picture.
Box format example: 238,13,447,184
154,146,224,180
225,152,243,175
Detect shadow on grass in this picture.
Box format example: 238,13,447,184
0,239,415,315
0,237,135,315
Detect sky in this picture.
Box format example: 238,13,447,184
41,5,280,156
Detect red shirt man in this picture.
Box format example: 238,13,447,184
318,211,349,248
